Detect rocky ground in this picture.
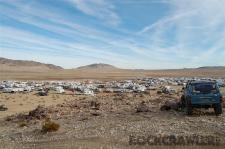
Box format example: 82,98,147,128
0,89,225,148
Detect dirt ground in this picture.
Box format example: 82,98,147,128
1,68,225,80
0,87,225,148
0,91,77,118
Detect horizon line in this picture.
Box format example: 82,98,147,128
1,57,225,71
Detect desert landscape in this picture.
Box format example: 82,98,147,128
1,0,225,148
1,57,225,80
0,58,225,148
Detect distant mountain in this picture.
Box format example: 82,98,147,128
197,66,225,69
1,58,225,79
0,57,63,70
76,63,118,70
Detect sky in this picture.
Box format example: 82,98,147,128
0,0,225,69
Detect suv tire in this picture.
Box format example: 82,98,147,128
186,104,192,115
180,95,185,108
214,103,222,115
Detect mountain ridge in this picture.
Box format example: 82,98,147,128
0,57,63,70
197,66,225,69
0,57,224,70
76,63,118,70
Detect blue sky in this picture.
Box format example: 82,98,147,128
0,0,225,69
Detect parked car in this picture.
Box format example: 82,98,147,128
37,89,49,96
55,86,65,94
2,88,15,93
2,88,24,93
181,80,223,115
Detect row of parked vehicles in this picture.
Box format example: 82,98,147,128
1,79,224,115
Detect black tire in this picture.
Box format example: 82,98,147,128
180,95,185,108
214,104,222,115
186,104,192,115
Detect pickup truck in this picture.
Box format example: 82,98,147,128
181,80,223,115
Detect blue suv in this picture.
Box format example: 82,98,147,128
181,80,223,115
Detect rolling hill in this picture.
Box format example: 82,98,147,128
0,57,224,80
76,63,118,70
0,57,63,71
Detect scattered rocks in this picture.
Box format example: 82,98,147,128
5,105,48,122
1,91,225,147
160,100,181,111
28,105,48,120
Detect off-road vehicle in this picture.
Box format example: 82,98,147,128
181,80,223,115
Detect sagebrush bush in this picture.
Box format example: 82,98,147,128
18,121,28,127
42,119,60,132
157,90,162,94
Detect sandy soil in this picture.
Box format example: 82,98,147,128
0,87,225,148
0,91,80,118
1,68,225,80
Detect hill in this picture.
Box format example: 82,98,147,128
0,57,225,80
197,66,225,70
0,57,63,71
76,63,118,70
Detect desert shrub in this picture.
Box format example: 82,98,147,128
157,91,162,94
18,121,28,127
5,116,12,121
139,93,145,97
90,100,100,110
144,90,150,94
42,119,60,133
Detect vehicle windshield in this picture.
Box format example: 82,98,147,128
192,83,218,94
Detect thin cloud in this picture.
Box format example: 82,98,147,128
139,10,197,34
69,0,120,26
0,26,132,64
0,2,156,57
137,0,225,67
1,0,225,69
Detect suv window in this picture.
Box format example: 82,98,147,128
192,83,218,94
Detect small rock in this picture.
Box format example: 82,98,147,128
90,111,101,116
136,102,151,113
160,100,180,111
